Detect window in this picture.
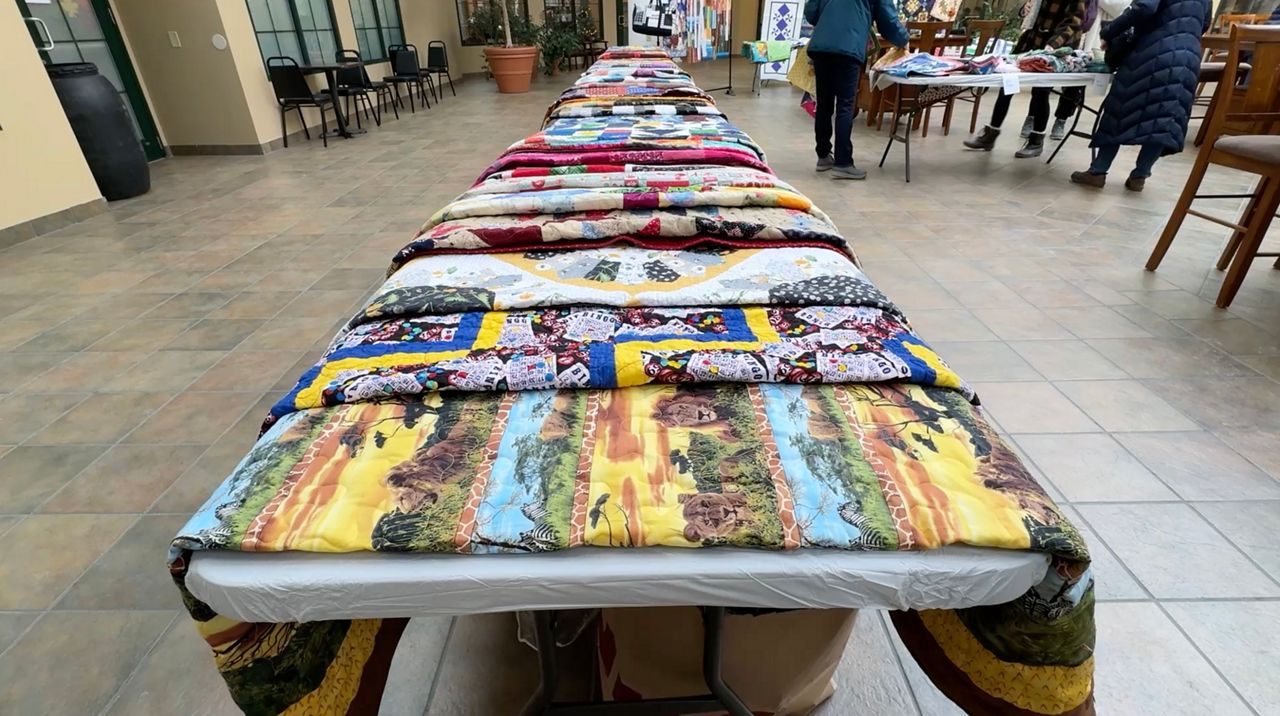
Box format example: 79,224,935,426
246,0,339,66
544,0,603,41
456,0,531,46
349,0,404,62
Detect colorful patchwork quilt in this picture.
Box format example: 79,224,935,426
171,49,1096,716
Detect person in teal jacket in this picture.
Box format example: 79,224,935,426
804,0,909,179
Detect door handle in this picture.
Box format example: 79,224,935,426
26,17,54,52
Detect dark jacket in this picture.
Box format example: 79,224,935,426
804,0,910,62
1016,0,1090,52
1092,0,1212,152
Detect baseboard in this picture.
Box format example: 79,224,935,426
169,144,267,156
0,198,107,250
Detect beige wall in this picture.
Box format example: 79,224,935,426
0,1,102,229
111,0,263,147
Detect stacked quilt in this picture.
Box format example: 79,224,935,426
171,47,1096,716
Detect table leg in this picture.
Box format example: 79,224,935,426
520,611,560,716
324,68,365,139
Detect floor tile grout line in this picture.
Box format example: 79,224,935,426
422,616,458,716
97,611,182,716
875,611,925,716
1154,601,1262,716
1186,502,1280,591
1059,506,1157,602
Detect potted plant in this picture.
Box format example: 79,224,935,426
480,0,540,93
538,14,581,76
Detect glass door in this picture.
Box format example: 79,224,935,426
17,0,165,160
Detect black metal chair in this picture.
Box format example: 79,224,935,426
335,49,397,127
403,43,441,103
266,56,336,147
384,45,431,112
424,40,455,99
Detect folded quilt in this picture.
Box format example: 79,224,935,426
362,246,893,319
546,98,724,123
599,46,674,59
267,304,966,424
464,166,788,197
403,206,849,258
480,147,772,178
172,47,1095,716
507,115,767,161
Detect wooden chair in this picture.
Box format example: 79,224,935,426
1194,13,1264,122
1147,24,1280,308
953,19,1007,134
874,22,950,134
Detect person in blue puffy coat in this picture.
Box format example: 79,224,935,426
1070,0,1212,191
805,0,909,180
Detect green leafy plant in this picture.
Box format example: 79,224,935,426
538,10,581,74
467,0,533,47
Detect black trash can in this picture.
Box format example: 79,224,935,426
46,62,150,201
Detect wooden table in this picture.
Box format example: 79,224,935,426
300,61,366,139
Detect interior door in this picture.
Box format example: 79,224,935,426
16,0,165,160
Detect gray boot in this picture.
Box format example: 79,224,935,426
1019,115,1034,138
1015,132,1045,159
1050,118,1068,141
963,125,1001,151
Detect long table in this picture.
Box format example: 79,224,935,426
874,71,1112,181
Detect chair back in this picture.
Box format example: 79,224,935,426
266,56,312,103
427,40,449,69
389,45,420,76
335,49,367,89
964,19,1006,57
1205,24,1280,144
1216,12,1259,31
907,21,950,54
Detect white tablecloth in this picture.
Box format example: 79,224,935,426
187,545,1049,623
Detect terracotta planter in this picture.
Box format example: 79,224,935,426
484,45,538,94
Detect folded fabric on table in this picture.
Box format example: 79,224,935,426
507,115,767,161
600,46,674,59
545,98,724,124
1015,48,1095,73
170,46,1096,716
878,51,970,77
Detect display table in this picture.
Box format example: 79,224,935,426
873,71,1112,181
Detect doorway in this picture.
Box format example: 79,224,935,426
17,0,165,160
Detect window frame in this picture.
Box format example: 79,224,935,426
456,0,532,47
543,0,604,40
246,0,342,69
348,0,405,63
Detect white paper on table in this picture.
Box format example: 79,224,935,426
1002,72,1021,94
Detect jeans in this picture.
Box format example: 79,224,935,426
989,87,1051,133
1089,143,1164,178
810,51,863,167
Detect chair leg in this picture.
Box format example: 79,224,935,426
408,82,415,113
298,107,310,140
388,88,399,119
1217,176,1267,270
352,97,362,130
941,98,954,137
970,90,983,134
922,106,932,138
446,71,456,96
370,94,382,127
1147,153,1213,270
280,107,288,148
420,80,431,109
319,106,328,147
1217,173,1280,307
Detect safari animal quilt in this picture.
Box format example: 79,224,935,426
171,50,1096,716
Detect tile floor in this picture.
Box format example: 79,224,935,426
1,60,1279,715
